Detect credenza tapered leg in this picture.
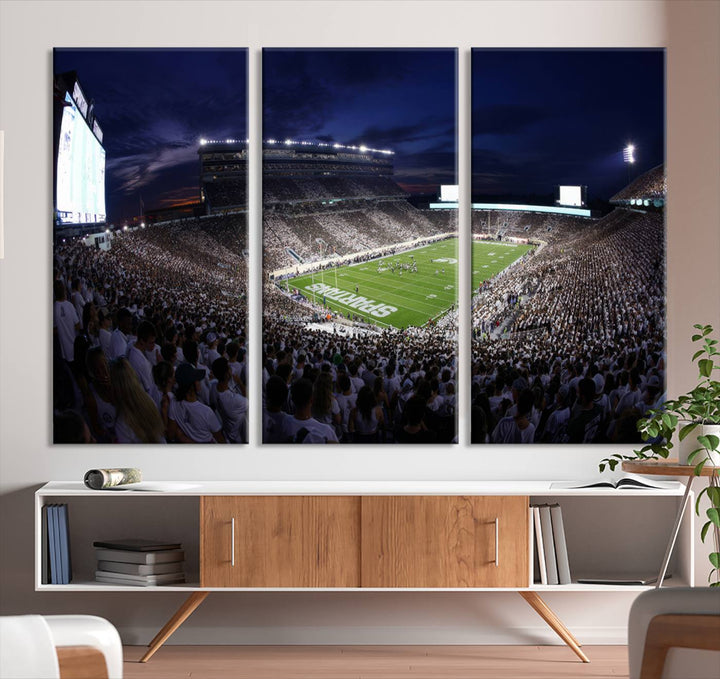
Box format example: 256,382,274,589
139,591,210,663
518,591,590,663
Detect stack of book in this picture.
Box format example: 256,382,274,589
93,539,185,586
531,503,571,585
43,503,72,584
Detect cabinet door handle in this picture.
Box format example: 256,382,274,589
231,517,235,567
494,517,499,567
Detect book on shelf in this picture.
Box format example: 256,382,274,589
94,570,185,586
44,503,72,585
58,504,72,584
97,560,184,576
92,538,182,552
532,506,547,585
47,505,59,585
41,504,50,584
549,504,571,585
538,505,559,585
577,573,668,586
94,547,184,565
550,473,678,491
532,503,573,586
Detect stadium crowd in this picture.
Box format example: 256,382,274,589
261,298,458,444
611,164,666,203
263,176,406,204
264,200,455,270
53,215,249,444
471,207,665,444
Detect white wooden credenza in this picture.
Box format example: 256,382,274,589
35,481,693,663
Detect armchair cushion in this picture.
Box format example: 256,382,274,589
628,587,720,679
0,615,122,679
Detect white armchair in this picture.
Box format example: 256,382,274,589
0,615,122,679
628,587,720,679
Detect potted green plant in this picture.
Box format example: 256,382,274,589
600,324,720,586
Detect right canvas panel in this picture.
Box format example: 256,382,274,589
471,49,665,444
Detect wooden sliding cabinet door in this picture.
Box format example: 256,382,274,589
361,496,529,588
201,496,361,587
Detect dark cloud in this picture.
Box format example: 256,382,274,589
472,104,548,137
346,117,451,149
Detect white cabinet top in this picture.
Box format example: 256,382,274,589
36,480,685,497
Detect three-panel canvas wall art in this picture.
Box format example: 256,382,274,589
51,47,665,446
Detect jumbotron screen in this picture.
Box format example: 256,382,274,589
56,93,106,225
557,185,585,207
440,184,459,202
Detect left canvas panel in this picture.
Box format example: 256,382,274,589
52,49,249,444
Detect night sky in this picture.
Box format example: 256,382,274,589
53,48,662,222
54,49,248,223
472,49,665,202
263,49,457,194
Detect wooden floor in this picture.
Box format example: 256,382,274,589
123,645,630,678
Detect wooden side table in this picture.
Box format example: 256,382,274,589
622,460,719,588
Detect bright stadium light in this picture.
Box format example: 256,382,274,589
199,138,207,145
623,144,635,164
359,145,367,152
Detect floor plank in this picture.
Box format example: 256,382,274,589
122,645,629,678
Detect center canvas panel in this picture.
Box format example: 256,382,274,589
262,48,458,444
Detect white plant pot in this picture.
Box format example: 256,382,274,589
677,423,720,466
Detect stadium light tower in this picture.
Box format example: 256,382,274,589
623,143,635,184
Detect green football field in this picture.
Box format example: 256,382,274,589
282,239,534,329
471,240,535,291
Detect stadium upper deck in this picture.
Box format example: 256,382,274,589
610,164,665,207
199,139,398,212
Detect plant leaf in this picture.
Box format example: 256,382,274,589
699,359,713,377
708,486,720,505
710,552,720,568
698,435,720,451
708,508,720,528
679,422,700,441
701,521,711,542
687,448,702,464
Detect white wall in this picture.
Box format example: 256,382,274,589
1,0,718,646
